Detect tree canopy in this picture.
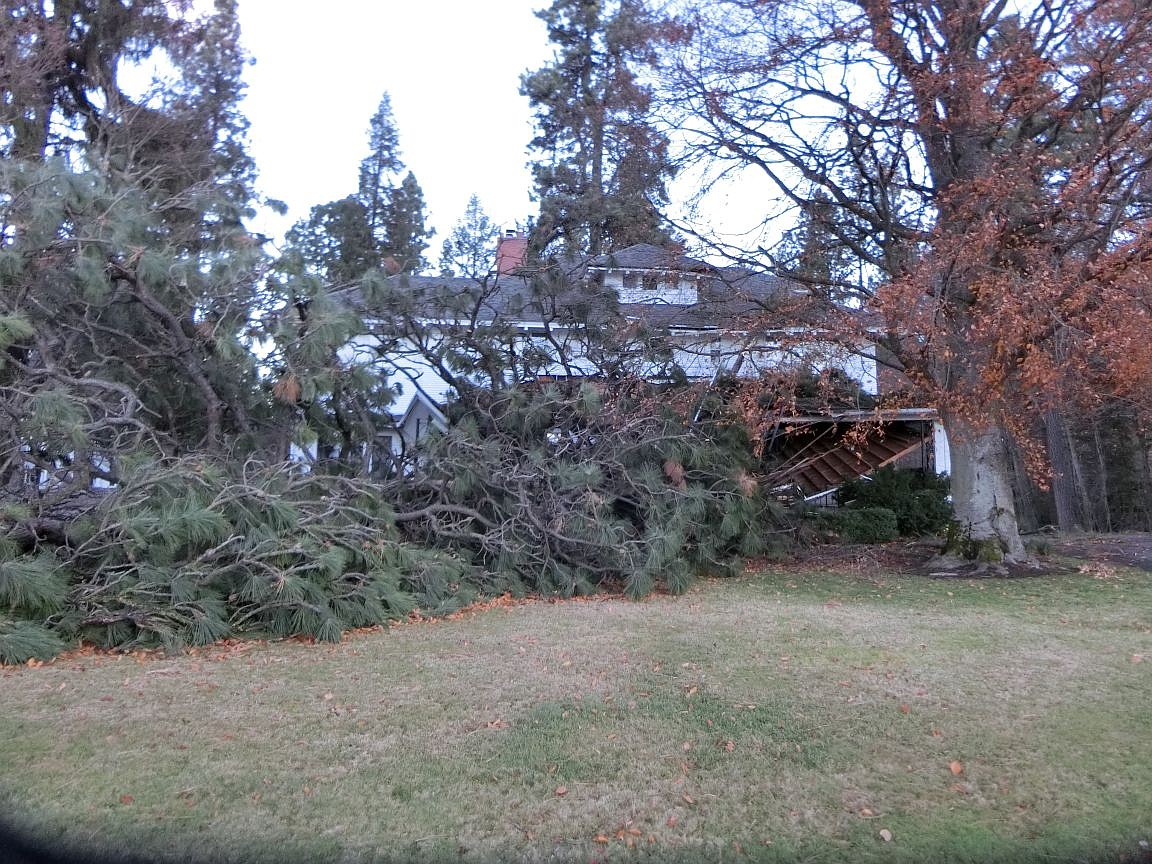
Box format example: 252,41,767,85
523,0,675,257
284,91,432,277
662,0,1152,558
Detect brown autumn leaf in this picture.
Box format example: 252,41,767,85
879,829,893,842
119,794,134,805
593,834,609,844
272,372,302,404
720,739,735,752
931,728,943,737
555,786,568,797
666,815,679,828
949,760,964,775
899,703,911,714
663,459,686,488
682,794,695,805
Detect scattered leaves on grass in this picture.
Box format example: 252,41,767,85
949,760,964,775
555,786,568,797
719,739,735,752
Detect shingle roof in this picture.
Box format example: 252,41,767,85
332,244,816,331
587,244,713,273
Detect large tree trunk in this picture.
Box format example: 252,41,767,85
1045,408,1084,532
943,412,1027,562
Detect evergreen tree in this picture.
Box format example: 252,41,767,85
350,93,432,274
772,192,861,305
0,1,269,481
284,197,380,284
166,0,258,232
380,170,431,274
357,93,404,244
287,93,431,278
522,0,673,256
439,195,498,278
0,0,179,161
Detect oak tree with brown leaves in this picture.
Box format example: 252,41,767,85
664,0,1152,560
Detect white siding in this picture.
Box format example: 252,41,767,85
605,270,700,305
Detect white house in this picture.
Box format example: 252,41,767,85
326,236,945,497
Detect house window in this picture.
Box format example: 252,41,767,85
642,273,660,292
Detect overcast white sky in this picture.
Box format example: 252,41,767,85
237,0,551,250
232,0,784,264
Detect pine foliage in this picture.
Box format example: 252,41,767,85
392,382,786,599
0,459,478,661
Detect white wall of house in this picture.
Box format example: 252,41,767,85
396,399,445,450
367,326,879,414
668,332,878,394
603,270,700,305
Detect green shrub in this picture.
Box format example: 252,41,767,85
837,467,952,536
813,506,899,544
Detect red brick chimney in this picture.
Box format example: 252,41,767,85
495,229,527,275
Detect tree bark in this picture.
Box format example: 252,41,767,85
1045,408,1083,532
943,412,1027,561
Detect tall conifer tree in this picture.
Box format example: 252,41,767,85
357,93,404,244
522,0,673,257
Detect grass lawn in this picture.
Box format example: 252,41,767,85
1,558,1150,863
